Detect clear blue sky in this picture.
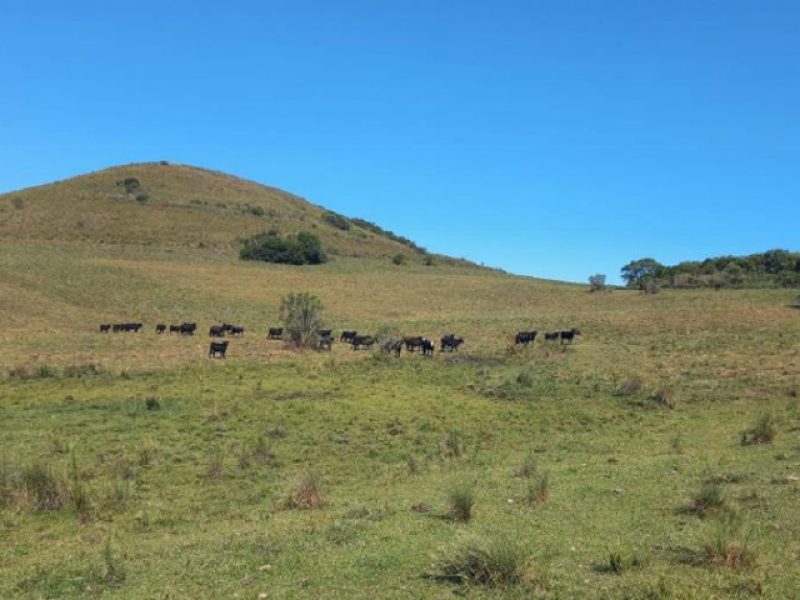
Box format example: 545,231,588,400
2,1,798,282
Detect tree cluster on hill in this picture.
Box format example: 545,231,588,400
621,249,800,290
240,231,326,265
350,217,427,254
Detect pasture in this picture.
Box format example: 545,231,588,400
1,238,800,598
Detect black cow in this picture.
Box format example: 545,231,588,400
155,324,166,334
404,336,424,352
111,324,122,332
209,340,229,358
351,335,376,350
560,328,581,344
100,324,111,333
514,330,537,345
267,327,283,340
544,332,560,342
420,338,435,356
116,323,142,333
440,334,464,352
168,324,181,334
179,322,197,336
230,325,245,336
209,325,226,337
222,323,235,332
317,329,332,338
340,330,357,342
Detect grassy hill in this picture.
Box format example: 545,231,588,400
0,162,463,264
1,165,799,598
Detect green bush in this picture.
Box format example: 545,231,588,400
322,211,350,230
240,231,326,265
280,292,325,347
392,253,406,265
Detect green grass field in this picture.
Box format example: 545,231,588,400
1,165,799,598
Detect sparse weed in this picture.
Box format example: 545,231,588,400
524,473,549,505
283,473,325,509
515,452,538,479
689,482,726,517
441,429,463,459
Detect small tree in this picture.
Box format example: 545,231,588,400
588,274,607,292
621,258,664,290
279,292,325,347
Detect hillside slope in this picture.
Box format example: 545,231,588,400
0,162,460,264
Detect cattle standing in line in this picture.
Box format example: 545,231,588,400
351,335,376,350
209,340,229,358
560,328,581,344
403,336,424,352
340,330,357,343
514,330,537,345
420,338,435,356
155,324,166,334
100,324,111,333
267,327,283,340
112,323,142,333
440,334,464,352
209,325,226,337
168,324,181,334
544,332,560,342
179,322,197,336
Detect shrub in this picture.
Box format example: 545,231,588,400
322,210,351,230
279,292,325,348
248,206,265,217
435,536,523,587
240,231,326,265
392,253,406,265
447,483,475,522
144,397,160,411
588,274,607,292
116,177,141,194
741,414,776,445
135,193,149,203
602,542,642,574
423,254,435,266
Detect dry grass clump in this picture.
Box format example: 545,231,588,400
446,483,475,522
689,482,726,517
283,473,325,509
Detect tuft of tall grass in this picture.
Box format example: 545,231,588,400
435,536,523,588
514,452,538,479
447,483,475,522
741,414,776,445
690,482,726,517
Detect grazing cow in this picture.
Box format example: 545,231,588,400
100,324,111,333
209,340,229,358
318,334,333,351
440,334,464,352
544,332,560,342
112,324,123,332
155,324,166,334
168,324,182,334
514,330,537,345
209,325,226,337
340,330,357,342
420,338,435,356
179,322,197,336
560,328,581,344
403,336,424,352
222,323,234,332
317,329,332,338
230,325,245,336
351,335,376,350
267,327,283,340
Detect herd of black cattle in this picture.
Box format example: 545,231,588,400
99,322,581,359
